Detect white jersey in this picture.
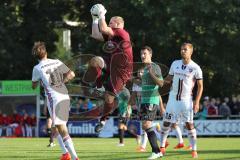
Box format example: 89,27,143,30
169,60,202,100
32,59,70,101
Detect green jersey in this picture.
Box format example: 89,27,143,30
141,63,163,105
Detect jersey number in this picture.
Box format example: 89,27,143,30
46,68,63,86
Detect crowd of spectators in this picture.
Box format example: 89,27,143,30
70,97,96,114
0,109,36,137
197,95,240,119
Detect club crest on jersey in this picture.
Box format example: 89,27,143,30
189,68,193,73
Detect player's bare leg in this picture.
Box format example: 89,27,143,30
82,56,104,85
46,118,55,147
118,123,126,146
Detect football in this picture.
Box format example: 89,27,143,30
90,4,104,16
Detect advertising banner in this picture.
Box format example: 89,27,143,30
153,120,240,136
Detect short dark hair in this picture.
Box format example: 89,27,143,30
32,41,47,60
141,46,152,54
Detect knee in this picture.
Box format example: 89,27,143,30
142,121,151,130
89,56,104,68
185,122,194,130
163,121,171,128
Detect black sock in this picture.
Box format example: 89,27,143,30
47,128,53,143
119,129,124,144
126,128,138,138
146,127,160,153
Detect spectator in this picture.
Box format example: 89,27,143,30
215,97,221,108
12,110,22,124
27,113,36,137
3,114,12,136
229,96,240,115
219,102,231,118
85,99,93,111
22,113,29,137
208,98,218,116
198,103,208,120
223,97,231,106
77,98,85,113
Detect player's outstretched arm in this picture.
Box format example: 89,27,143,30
90,10,104,41
91,23,104,41
98,7,114,37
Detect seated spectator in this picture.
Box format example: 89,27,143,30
208,98,218,116
223,97,231,106
12,110,22,125
198,103,208,120
77,98,85,113
85,99,93,111
219,102,231,118
215,97,221,108
3,114,13,136
229,96,240,115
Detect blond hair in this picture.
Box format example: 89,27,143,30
112,16,124,26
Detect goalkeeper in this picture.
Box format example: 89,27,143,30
83,4,133,133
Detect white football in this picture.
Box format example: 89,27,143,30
90,4,105,16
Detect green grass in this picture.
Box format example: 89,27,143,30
0,137,240,160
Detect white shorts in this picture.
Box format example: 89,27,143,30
47,94,70,126
164,96,194,123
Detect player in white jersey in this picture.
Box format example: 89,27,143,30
31,42,79,160
160,43,203,158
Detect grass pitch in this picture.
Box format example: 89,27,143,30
0,137,240,160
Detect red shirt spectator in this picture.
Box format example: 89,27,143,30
12,111,22,124
0,113,3,125
30,114,36,126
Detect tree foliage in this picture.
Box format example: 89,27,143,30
0,0,239,97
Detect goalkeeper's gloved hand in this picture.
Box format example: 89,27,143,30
98,6,107,20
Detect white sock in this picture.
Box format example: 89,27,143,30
188,128,197,151
57,134,68,154
141,131,148,148
174,126,184,144
63,135,78,159
160,126,170,147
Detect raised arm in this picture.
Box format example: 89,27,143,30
98,17,114,36
91,15,104,41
